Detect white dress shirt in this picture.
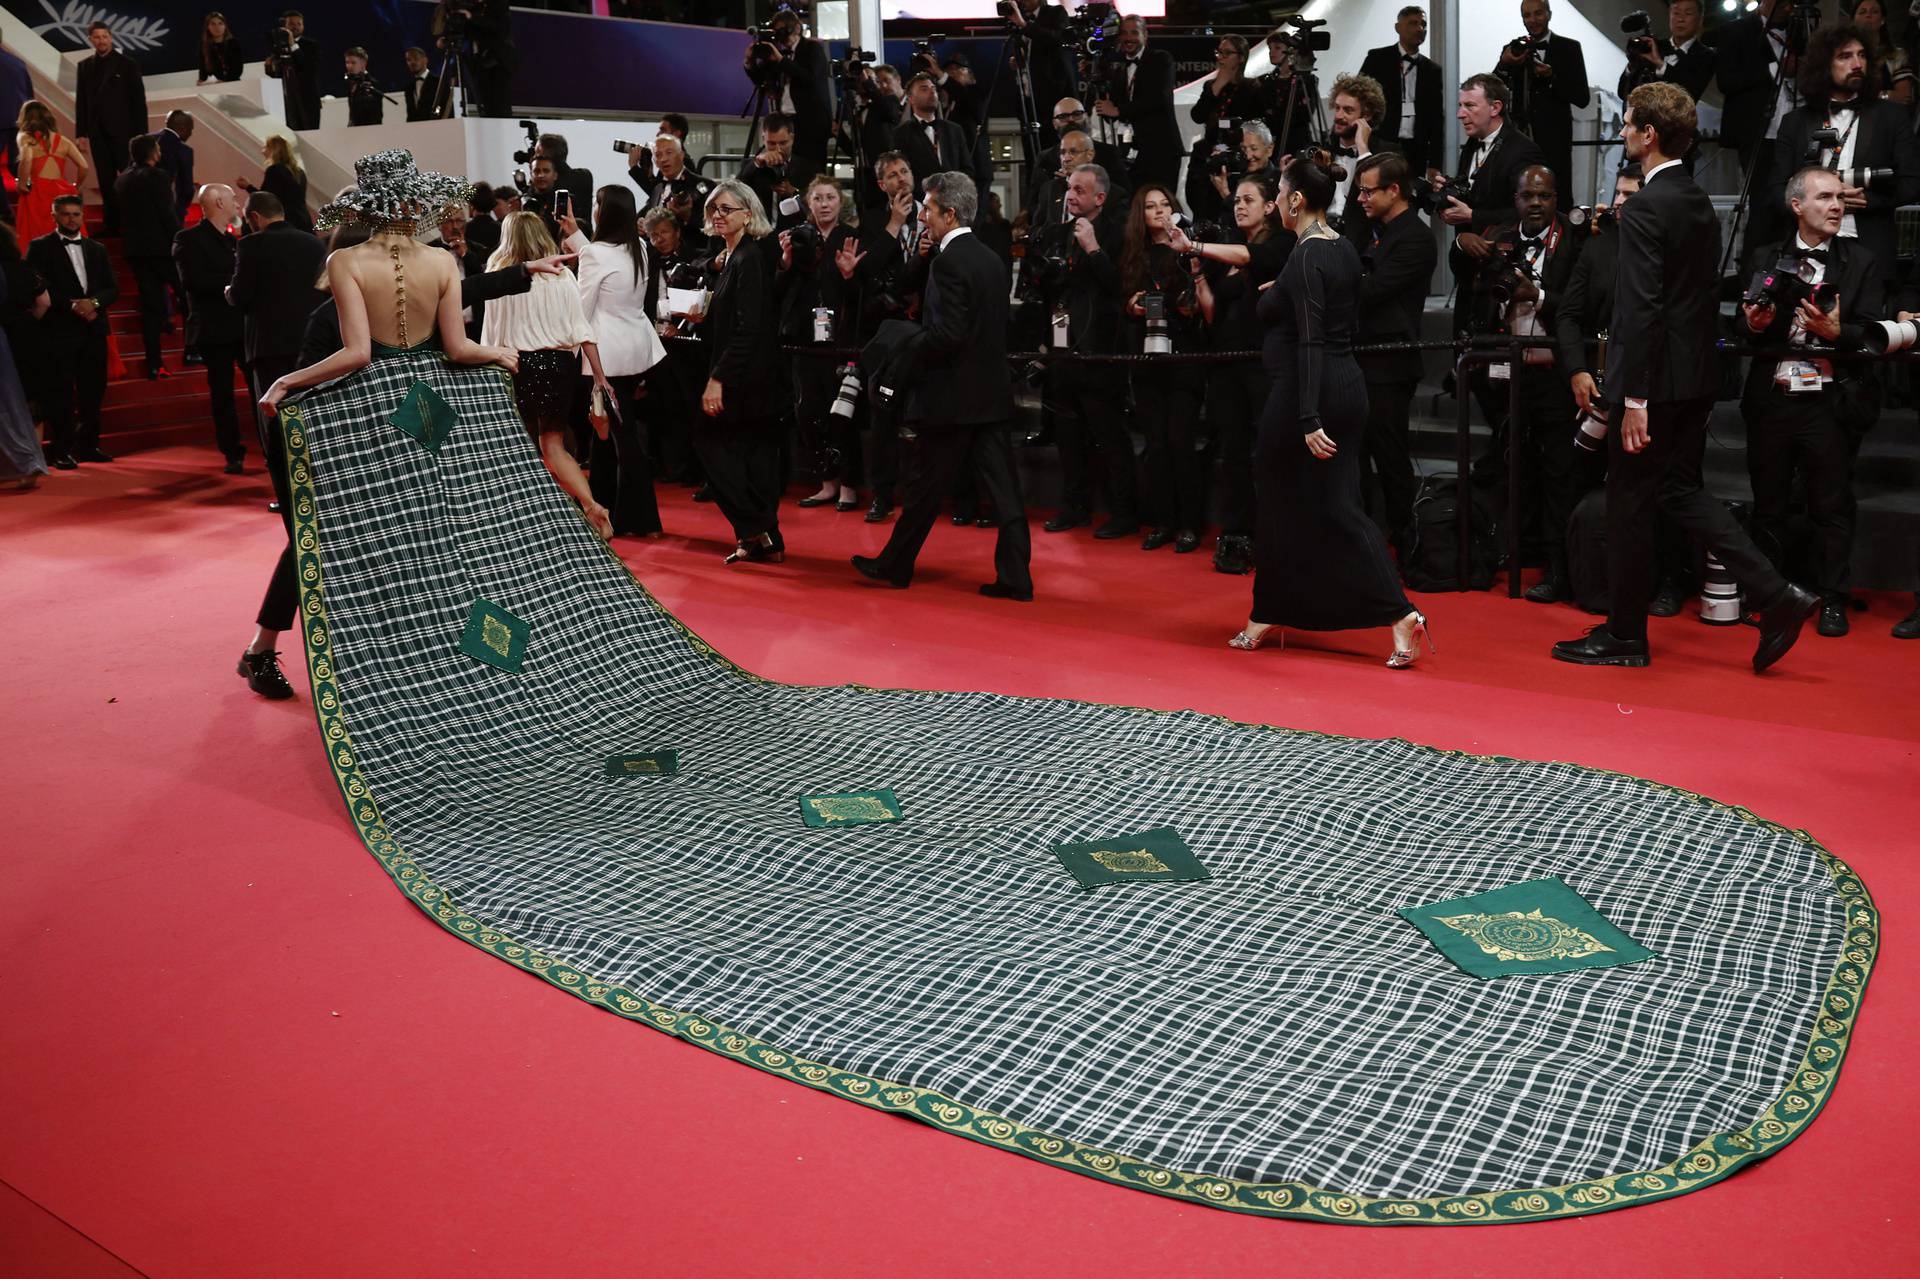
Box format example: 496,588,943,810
1397,45,1419,136
61,235,90,294
1816,101,1863,240
564,230,666,377
1775,233,1834,387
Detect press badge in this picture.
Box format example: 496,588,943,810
1785,361,1823,393
1052,307,1071,349
1489,362,1512,380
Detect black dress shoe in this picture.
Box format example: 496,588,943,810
1551,627,1651,667
237,649,295,700
797,493,836,508
692,484,716,502
49,454,77,470
1524,576,1568,604
1817,597,1850,638
1648,580,1687,618
864,497,893,523
1174,529,1200,554
950,509,974,526
77,447,113,463
979,581,1033,602
1140,528,1172,551
974,514,994,529
223,457,244,475
1042,509,1089,533
850,554,908,588
1753,583,1819,672
1893,604,1920,639
1093,518,1139,540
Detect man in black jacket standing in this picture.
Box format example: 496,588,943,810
1095,16,1180,190
266,10,323,132
1711,0,1801,249
115,135,181,382
891,74,972,194
157,110,195,218
27,196,117,468
1355,152,1435,552
75,22,147,238
1361,6,1445,180
1439,74,1543,334
225,190,325,472
854,172,1031,601
174,183,247,471
1495,0,1588,200
1617,0,1714,103
403,47,438,121
754,8,834,185
1553,83,1816,672
1740,166,1887,638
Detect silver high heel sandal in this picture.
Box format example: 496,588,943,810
1229,624,1282,651
1386,611,1435,669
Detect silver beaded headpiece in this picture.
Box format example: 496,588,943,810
317,149,475,230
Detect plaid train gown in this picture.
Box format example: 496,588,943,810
275,337,1876,1224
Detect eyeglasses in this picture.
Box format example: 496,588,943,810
1355,184,1381,199
1053,110,1085,122
708,204,746,220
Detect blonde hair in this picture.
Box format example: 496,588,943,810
264,134,302,180
488,210,559,269
803,174,854,228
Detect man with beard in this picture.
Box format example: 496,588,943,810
1094,15,1180,189
1361,6,1445,180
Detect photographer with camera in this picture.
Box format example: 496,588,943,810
1260,26,1325,158
1494,1,1588,198
1328,75,1386,245
777,175,869,516
744,7,834,185
433,0,516,118
1768,20,1920,281
1195,120,1280,226
340,47,384,127
1361,7,1445,180
1030,102,1130,213
1463,164,1590,604
1118,184,1207,554
532,132,593,231
1739,165,1888,638
1711,0,1808,250
741,113,802,232
629,135,713,219
1186,36,1268,218
892,72,971,194
1618,1,1714,103
1094,15,1180,190
1439,74,1544,333
916,49,992,194
1353,152,1435,555
265,10,322,132
524,155,590,243
1002,0,1077,140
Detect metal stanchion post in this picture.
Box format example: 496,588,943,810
1506,332,1525,599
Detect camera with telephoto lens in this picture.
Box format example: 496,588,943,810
1017,222,1074,302
1573,402,1612,453
1807,126,1899,189
1621,10,1656,59
1565,204,1616,232
511,119,541,166
1142,292,1170,354
1742,254,1837,315
911,35,947,72
830,364,863,420
787,221,823,256
1862,318,1920,354
745,7,802,92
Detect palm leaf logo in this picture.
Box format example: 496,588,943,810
33,1,171,53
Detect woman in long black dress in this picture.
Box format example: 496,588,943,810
1230,154,1431,667
696,179,784,564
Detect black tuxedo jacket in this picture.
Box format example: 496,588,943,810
26,232,116,338
784,38,835,165
115,164,180,259
1768,98,1920,273
1498,34,1588,160
172,220,242,347
268,37,324,122
1357,208,1438,382
1056,205,1126,357
1457,127,1545,233
1709,15,1788,154
227,220,326,363
76,50,146,140
1738,234,1887,405
890,114,972,191
1102,48,1181,179
703,236,779,420
1617,38,1715,104
1554,225,1618,383
902,231,1013,428
633,168,714,216
1468,214,1585,338
1606,164,1721,404
466,210,502,255
404,73,438,122
1028,140,1130,211
157,128,194,216
1360,46,1444,176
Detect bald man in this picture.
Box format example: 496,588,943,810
172,183,247,471
1026,98,1131,210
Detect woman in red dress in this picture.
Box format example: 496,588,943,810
13,101,89,245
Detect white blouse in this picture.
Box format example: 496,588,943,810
565,230,666,378
479,269,594,353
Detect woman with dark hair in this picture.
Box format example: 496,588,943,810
1187,33,1267,220
1119,183,1207,553
1170,171,1290,575
778,174,865,513
199,12,244,83
693,179,784,565
0,223,50,490
1231,154,1429,667
559,184,667,537
1850,0,1916,106
13,100,88,246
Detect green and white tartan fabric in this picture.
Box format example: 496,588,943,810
280,349,1877,1225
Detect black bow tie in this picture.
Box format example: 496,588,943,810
60,235,84,244
1797,246,1830,263
1335,145,1358,157
1400,53,1418,65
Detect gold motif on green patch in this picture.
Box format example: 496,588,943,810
1435,908,1616,963
1052,827,1209,890
800,789,901,828
603,751,679,778
1091,849,1171,874
387,379,458,454
456,597,530,673
1400,877,1655,978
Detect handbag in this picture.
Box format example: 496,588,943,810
588,382,614,439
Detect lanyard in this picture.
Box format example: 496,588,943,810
1822,106,1859,162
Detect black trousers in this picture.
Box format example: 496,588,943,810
201,341,244,461
875,420,1032,591
1747,384,1859,598
1359,370,1420,546
866,421,902,500
1205,359,1264,537
1050,365,1134,519
1133,364,1207,532
1605,396,1786,643
250,354,300,631
586,373,664,536
128,254,175,372
42,327,108,458
89,131,130,232
794,357,864,488
692,417,783,548
1476,364,1587,568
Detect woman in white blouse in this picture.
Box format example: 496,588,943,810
483,211,616,539
558,186,667,537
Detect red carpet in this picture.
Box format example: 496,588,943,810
2,445,1913,1276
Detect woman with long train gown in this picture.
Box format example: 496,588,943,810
1231,154,1431,667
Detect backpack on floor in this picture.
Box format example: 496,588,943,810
1566,488,1611,615
1401,476,1498,592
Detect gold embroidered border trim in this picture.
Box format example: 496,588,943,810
279,395,1880,1226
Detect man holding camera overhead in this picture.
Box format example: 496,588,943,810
1494,0,1587,200
1739,166,1888,639
1767,20,1920,283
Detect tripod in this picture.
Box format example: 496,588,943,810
980,29,1045,183
1718,34,1799,280
431,37,480,119
1270,67,1328,155
738,74,782,178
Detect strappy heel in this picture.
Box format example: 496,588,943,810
725,533,784,565
1229,624,1282,651
1386,611,1434,669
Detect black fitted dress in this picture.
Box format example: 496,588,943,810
1251,234,1413,629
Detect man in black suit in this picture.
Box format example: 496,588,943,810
1027,106,1130,217
1617,0,1714,103
27,196,117,468
1494,1,1588,199
1711,0,1801,248
629,135,713,216
535,133,594,225
1094,15,1180,191
225,189,325,470
174,183,247,471
402,47,438,121
1006,0,1076,140
266,10,323,132
1327,74,1386,246
890,74,971,194
1361,5,1446,179
157,110,195,218
342,46,385,127
1438,74,1543,334
75,22,147,238
1739,166,1887,638
1554,83,1816,672
1355,152,1437,551
854,172,1031,601
739,113,800,228
1767,21,1920,284
115,135,181,382
753,8,835,183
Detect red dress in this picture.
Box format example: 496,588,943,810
15,130,81,245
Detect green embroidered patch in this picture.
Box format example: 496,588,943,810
604,750,679,778
1399,876,1657,978
800,789,902,828
1051,826,1210,890
388,379,458,454
456,597,530,673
